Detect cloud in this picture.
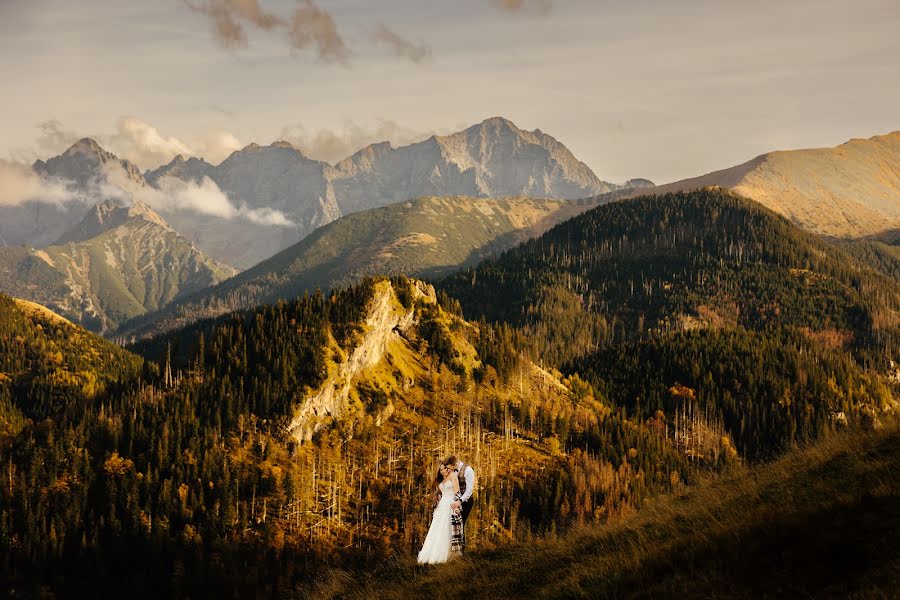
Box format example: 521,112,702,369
114,117,195,167
154,176,294,226
182,0,284,48
32,117,244,169
286,0,350,63
36,119,81,156
207,104,235,118
279,119,439,164
493,0,552,12
194,129,244,163
0,160,71,206
184,0,349,63
373,23,431,64
0,159,118,209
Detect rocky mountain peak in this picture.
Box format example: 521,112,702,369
66,137,106,155
55,197,171,245
36,138,146,189
270,140,296,150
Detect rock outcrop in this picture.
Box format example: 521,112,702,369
287,279,435,442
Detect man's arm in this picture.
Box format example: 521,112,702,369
459,466,475,502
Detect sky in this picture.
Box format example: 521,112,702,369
0,0,898,184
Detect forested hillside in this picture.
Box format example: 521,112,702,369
0,294,143,421
3,191,899,598
2,279,698,597
439,189,900,463
441,189,900,366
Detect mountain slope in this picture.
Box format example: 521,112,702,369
330,117,614,214
636,131,900,237
116,194,603,340
441,188,900,366
0,198,236,333
310,422,900,600
438,188,900,463
145,117,619,267
1,276,694,596
0,293,143,422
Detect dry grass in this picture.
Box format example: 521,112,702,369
300,423,900,599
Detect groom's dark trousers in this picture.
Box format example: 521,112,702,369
460,498,474,525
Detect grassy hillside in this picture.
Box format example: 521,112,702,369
305,422,900,599
635,131,900,238
117,195,602,340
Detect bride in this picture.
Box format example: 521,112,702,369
417,461,463,564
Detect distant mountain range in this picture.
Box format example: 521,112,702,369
143,117,623,267
116,194,607,339
5,117,629,270
636,131,900,238
0,198,236,334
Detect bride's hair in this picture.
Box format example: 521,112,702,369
432,464,446,494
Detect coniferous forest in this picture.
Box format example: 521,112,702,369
1,190,899,597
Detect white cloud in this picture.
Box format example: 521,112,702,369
113,116,194,167
0,159,93,208
2,155,293,229
153,175,293,226
31,117,244,170
194,129,243,163
279,119,439,164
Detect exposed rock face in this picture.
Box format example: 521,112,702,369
633,131,900,238
144,155,214,186
1,138,145,249
34,137,147,189
145,117,618,266
55,197,170,245
330,117,614,214
287,279,436,442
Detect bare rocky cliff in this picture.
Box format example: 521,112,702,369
287,279,436,442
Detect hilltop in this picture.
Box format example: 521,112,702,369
441,188,900,366
635,131,900,238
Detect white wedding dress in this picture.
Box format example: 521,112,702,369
417,478,455,564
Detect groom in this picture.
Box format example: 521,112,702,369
447,456,475,525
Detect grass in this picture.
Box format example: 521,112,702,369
302,423,900,599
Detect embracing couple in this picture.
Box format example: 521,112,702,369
417,455,475,564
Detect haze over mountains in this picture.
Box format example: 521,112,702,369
635,131,900,238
